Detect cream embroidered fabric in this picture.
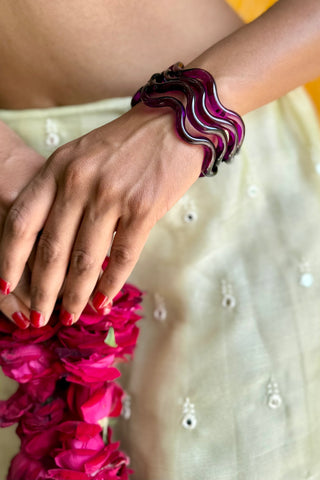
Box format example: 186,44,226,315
0,88,320,480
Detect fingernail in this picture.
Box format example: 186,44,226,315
60,309,74,326
0,278,11,295
12,312,30,330
100,301,113,315
30,310,45,328
92,291,110,312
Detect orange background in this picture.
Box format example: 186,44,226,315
226,0,320,115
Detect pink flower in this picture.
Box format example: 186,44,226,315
111,323,140,359
0,312,61,342
48,424,132,480
24,375,59,403
19,398,66,436
0,385,32,427
57,282,143,366
58,326,113,356
0,379,59,427
21,427,60,459
8,451,48,480
0,279,143,480
67,383,124,423
0,343,60,383
78,282,143,330
13,321,61,343
58,322,139,362
0,314,16,334
62,354,120,385
56,421,104,450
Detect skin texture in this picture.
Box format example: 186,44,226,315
188,0,320,114
0,0,319,327
0,0,242,109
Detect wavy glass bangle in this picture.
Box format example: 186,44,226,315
131,62,245,177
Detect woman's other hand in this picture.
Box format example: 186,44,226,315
0,120,45,328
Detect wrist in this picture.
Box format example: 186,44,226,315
131,101,204,176
185,50,249,117
131,63,245,176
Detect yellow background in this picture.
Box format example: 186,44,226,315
226,0,320,115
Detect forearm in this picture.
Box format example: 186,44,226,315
187,0,320,115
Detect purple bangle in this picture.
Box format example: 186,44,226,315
131,62,245,177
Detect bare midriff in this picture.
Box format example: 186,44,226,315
0,0,242,109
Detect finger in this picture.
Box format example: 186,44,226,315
91,216,151,314
0,166,56,296
29,197,84,328
27,243,38,272
1,255,36,315
0,293,30,329
59,209,119,326
10,265,32,309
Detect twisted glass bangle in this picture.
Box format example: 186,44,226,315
141,82,227,174
131,62,245,177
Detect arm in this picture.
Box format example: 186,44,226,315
0,0,319,327
188,0,320,114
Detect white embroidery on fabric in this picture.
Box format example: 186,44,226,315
182,397,197,430
247,184,259,198
183,211,198,223
122,393,131,420
181,197,198,224
266,378,283,409
45,118,61,147
153,293,167,321
246,172,260,198
221,279,236,309
299,258,314,288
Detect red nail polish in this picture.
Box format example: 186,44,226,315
100,301,113,315
30,310,45,328
12,312,30,330
60,309,74,326
0,278,11,295
92,291,109,312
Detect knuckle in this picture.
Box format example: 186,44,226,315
126,189,152,218
49,143,73,166
95,179,120,205
139,202,151,218
0,190,17,208
63,289,82,306
37,232,61,265
71,249,95,275
6,205,28,237
112,245,133,267
31,285,48,304
62,163,84,196
102,272,117,290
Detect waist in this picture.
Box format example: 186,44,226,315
0,0,243,109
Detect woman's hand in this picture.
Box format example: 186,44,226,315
0,104,203,327
0,120,45,328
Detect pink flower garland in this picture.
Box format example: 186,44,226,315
0,281,143,480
